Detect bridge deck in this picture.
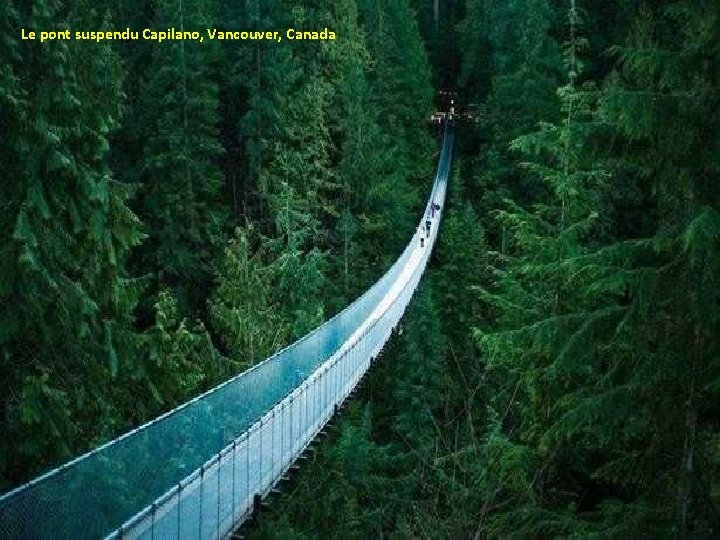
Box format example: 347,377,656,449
0,126,454,540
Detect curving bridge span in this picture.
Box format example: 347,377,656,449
0,124,454,539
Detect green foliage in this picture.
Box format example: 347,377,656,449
135,290,223,415
0,0,143,488
249,1,719,537
135,0,228,311
3,2,717,539
249,284,452,538
469,1,720,536
210,225,325,369
459,0,564,247
1,0,437,492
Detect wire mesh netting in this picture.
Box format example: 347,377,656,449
0,127,453,540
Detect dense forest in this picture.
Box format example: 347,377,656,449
1,0,719,537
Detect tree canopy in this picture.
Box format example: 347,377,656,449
1,0,718,537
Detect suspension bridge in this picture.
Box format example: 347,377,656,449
0,124,454,539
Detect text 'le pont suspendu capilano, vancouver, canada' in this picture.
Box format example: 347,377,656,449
20,28,337,43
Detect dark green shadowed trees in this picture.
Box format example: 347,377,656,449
245,0,720,537
0,0,143,487
135,0,229,313
472,0,720,536
1,1,717,537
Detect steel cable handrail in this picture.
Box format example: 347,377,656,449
0,124,454,540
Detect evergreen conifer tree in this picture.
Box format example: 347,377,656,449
0,0,143,487
136,0,228,312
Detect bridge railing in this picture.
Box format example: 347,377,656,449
0,126,453,540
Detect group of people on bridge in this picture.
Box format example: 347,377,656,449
419,202,441,248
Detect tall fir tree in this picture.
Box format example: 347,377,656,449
473,1,720,535
135,0,228,313
0,0,143,487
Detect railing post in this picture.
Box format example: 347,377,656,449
258,419,262,493
323,367,328,420
337,358,341,402
343,347,348,398
271,408,275,478
312,377,317,430
291,395,296,456
341,349,346,399
245,433,250,518
217,451,222,538
306,381,311,436
231,440,236,527
198,466,204,539
280,402,284,471
177,482,182,537
300,385,305,442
